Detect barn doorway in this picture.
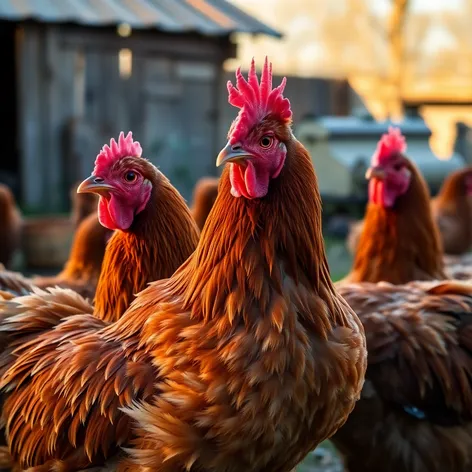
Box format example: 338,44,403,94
0,22,19,197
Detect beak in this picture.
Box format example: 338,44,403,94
77,175,116,196
216,142,254,167
365,166,386,181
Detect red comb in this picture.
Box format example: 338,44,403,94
93,132,142,175
372,126,407,166
227,57,292,144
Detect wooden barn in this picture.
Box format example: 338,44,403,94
0,0,280,211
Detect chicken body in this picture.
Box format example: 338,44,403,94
0,63,366,472
0,184,21,270
431,166,472,255
190,176,219,230
334,129,472,472
335,280,472,472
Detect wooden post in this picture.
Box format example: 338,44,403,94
16,24,45,209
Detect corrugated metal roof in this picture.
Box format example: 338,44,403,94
0,0,281,37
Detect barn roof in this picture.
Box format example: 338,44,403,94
0,0,281,37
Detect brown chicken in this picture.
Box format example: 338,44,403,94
70,180,100,229
347,166,472,257
190,176,219,230
0,58,366,472
0,184,21,270
431,166,472,255
0,132,200,470
343,127,445,284
333,128,472,472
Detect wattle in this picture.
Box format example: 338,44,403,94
98,195,134,231
229,162,269,199
368,180,396,208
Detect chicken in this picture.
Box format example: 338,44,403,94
0,132,199,306
334,280,472,472
0,58,366,472
345,219,363,256
431,166,472,255
343,127,445,284
0,184,21,269
31,212,112,300
70,180,100,229
190,176,219,230
347,166,472,258
332,128,472,472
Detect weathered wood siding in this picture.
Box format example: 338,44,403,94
16,23,351,212
17,24,228,210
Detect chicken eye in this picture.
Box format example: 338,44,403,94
260,136,273,148
393,163,403,171
125,171,137,182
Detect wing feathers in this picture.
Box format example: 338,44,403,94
337,279,472,426
0,289,154,468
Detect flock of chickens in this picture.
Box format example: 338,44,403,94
0,57,470,472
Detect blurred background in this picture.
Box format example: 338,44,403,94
3,0,471,280
2,1,471,470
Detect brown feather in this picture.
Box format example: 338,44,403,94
431,167,472,255
0,184,21,270
0,267,34,298
190,177,219,231
334,280,472,472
